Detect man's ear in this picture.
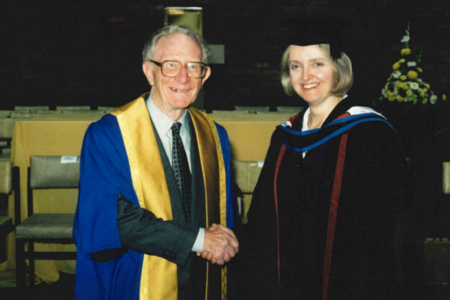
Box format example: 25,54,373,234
142,61,154,86
201,66,211,85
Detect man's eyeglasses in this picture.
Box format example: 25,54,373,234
150,60,208,79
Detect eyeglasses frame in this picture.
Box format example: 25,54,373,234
149,60,208,79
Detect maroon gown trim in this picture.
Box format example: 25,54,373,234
274,144,287,299
273,112,352,300
274,114,298,299
322,112,351,300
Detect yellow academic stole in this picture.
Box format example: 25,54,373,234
112,95,227,300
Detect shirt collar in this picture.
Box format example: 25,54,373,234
302,108,311,131
146,94,190,138
302,94,349,131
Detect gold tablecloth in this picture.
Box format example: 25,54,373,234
5,112,294,282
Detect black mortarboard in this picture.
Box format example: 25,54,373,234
281,17,345,61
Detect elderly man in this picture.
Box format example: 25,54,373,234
73,25,239,300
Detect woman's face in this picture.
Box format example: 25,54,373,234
288,45,335,106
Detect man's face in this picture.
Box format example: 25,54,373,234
143,32,211,116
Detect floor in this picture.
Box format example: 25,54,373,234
0,267,449,299
0,270,75,300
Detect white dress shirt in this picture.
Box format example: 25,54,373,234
146,95,204,252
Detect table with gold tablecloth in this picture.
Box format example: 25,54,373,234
5,112,294,283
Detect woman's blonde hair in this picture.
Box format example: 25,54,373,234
280,44,353,97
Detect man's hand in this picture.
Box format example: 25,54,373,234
197,223,239,265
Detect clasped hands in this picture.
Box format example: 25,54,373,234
197,223,239,265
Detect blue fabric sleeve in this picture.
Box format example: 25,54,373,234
74,114,198,264
73,114,143,300
215,122,239,228
74,114,133,255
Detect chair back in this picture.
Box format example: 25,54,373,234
29,156,80,189
211,110,250,114
56,106,90,111
10,112,33,118
0,161,19,228
34,110,61,115
14,106,49,113
0,118,15,139
0,160,12,195
60,110,105,115
0,111,13,118
27,156,80,218
0,160,13,263
276,106,305,112
235,105,270,113
232,160,263,194
98,106,117,113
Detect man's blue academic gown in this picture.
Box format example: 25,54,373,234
73,96,235,300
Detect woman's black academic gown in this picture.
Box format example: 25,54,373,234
236,98,423,300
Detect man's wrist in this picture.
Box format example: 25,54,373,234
191,227,205,252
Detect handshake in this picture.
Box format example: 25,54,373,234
197,224,239,265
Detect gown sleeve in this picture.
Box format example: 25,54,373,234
332,121,424,299
74,115,198,267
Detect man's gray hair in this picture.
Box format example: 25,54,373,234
142,25,211,64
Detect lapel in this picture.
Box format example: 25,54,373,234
187,113,206,227
149,117,187,223
149,113,206,226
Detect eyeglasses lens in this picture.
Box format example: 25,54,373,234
161,61,204,78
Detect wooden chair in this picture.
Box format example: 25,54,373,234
0,110,13,118
10,112,34,118
235,105,270,113
60,109,105,115
232,160,263,195
0,118,15,151
97,106,117,113
14,106,49,113
34,110,61,114
56,106,90,111
256,111,296,115
15,156,79,288
232,160,263,223
0,160,20,263
211,110,250,114
276,106,305,113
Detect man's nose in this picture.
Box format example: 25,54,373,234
175,65,190,83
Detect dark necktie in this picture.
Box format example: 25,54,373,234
171,122,191,222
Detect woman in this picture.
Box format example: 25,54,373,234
239,22,423,300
